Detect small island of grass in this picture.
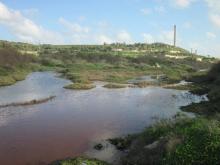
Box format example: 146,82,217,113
64,83,96,90
134,81,157,88
0,96,56,108
103,83,127,89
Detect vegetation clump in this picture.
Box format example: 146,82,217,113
103,83,127,89
134,81,157,88
108,135,136,151
64,83,95,90
0,44,44,86
94,143,104,150
0,96,56,108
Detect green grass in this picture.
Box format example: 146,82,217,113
163,118,220,165
111,115,220,165
64,83,95,90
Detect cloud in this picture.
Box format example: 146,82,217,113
205,0,220,28
189,42,200,48
154,6,166,13
78,16,86,22
96,34,113,44
158,30,174,44
206,32,216,39
183,21,192,29
0,2,63,44
58,17,133,44
210,14,220,27
172,0,196,8
142,30,174,45
58,17,93,44
0,2,133,45
187,41,220,57
205,0,220,12
59,17,89,33
140,8,152,15
141,6,165,15
142,33,154,43
116,30,133,43
22,8,39,18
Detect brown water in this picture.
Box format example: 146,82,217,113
0,72,206,165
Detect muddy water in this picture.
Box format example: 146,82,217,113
0,72,206,165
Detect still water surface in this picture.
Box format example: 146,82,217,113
0,72,205,165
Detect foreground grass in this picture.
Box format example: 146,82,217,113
109,115,220,165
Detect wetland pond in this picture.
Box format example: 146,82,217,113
0,72,206,165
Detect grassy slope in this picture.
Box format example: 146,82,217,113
38,42,214,85
118,115,220,165
0,40,215,86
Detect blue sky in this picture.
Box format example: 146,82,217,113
0,0,220,57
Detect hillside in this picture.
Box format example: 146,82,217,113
0,40,214,60
0,40,217,87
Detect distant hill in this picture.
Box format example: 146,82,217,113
0,40,216,63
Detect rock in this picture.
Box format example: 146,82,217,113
94,143,104,150
144,141,160,150
165,136,183,152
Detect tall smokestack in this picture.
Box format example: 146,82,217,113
174,25,176,47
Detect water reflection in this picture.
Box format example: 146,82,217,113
0,72,71,105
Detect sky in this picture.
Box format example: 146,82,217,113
0,0,220,57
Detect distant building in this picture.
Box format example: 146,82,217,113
170,50,181,54
112,48,123,52
165,54,188,59
196,58,203,62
